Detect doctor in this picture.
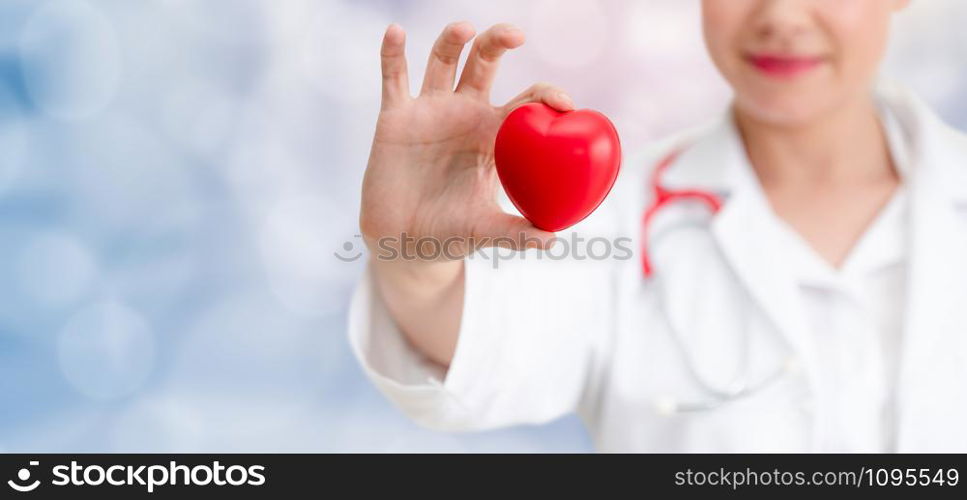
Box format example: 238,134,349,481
352,0,967,452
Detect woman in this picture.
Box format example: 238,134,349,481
351,0,967,452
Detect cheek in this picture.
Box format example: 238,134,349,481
833,25,890,84
701,6,744,80
822,1,893,80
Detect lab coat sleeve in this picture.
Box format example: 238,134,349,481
348,236,618,432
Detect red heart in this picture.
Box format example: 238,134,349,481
494,103,621,232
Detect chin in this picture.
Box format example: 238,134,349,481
734,91,837,128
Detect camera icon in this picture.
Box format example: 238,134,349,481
8,461,40,492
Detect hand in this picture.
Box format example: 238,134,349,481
360,22,575,261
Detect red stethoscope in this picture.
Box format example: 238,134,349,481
640,148,725,278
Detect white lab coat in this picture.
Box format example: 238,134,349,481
348,84,967,452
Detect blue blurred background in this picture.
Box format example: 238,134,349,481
0,0,964,452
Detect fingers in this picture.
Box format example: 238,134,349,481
474,212,557,251
380,24,410,107
420,21,476,94
456,23,526,98
499,82,575,119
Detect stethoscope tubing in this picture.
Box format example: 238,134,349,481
640,148,724,278
642,147,791,413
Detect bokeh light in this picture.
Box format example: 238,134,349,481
19,0,120,121
530,0,609,69
16,231,97,308
57,301,156,401
0,84,28,197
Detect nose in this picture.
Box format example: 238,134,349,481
750,0,812,45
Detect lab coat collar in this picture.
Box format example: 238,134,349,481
875,82,967,199
658,113,746,196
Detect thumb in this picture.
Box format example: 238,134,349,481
474,212,557,251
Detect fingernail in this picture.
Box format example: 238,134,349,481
385,23,404,41
557,92,574,109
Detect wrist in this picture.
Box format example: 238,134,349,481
370,254,464,292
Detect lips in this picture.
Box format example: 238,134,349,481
746,53,825,79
